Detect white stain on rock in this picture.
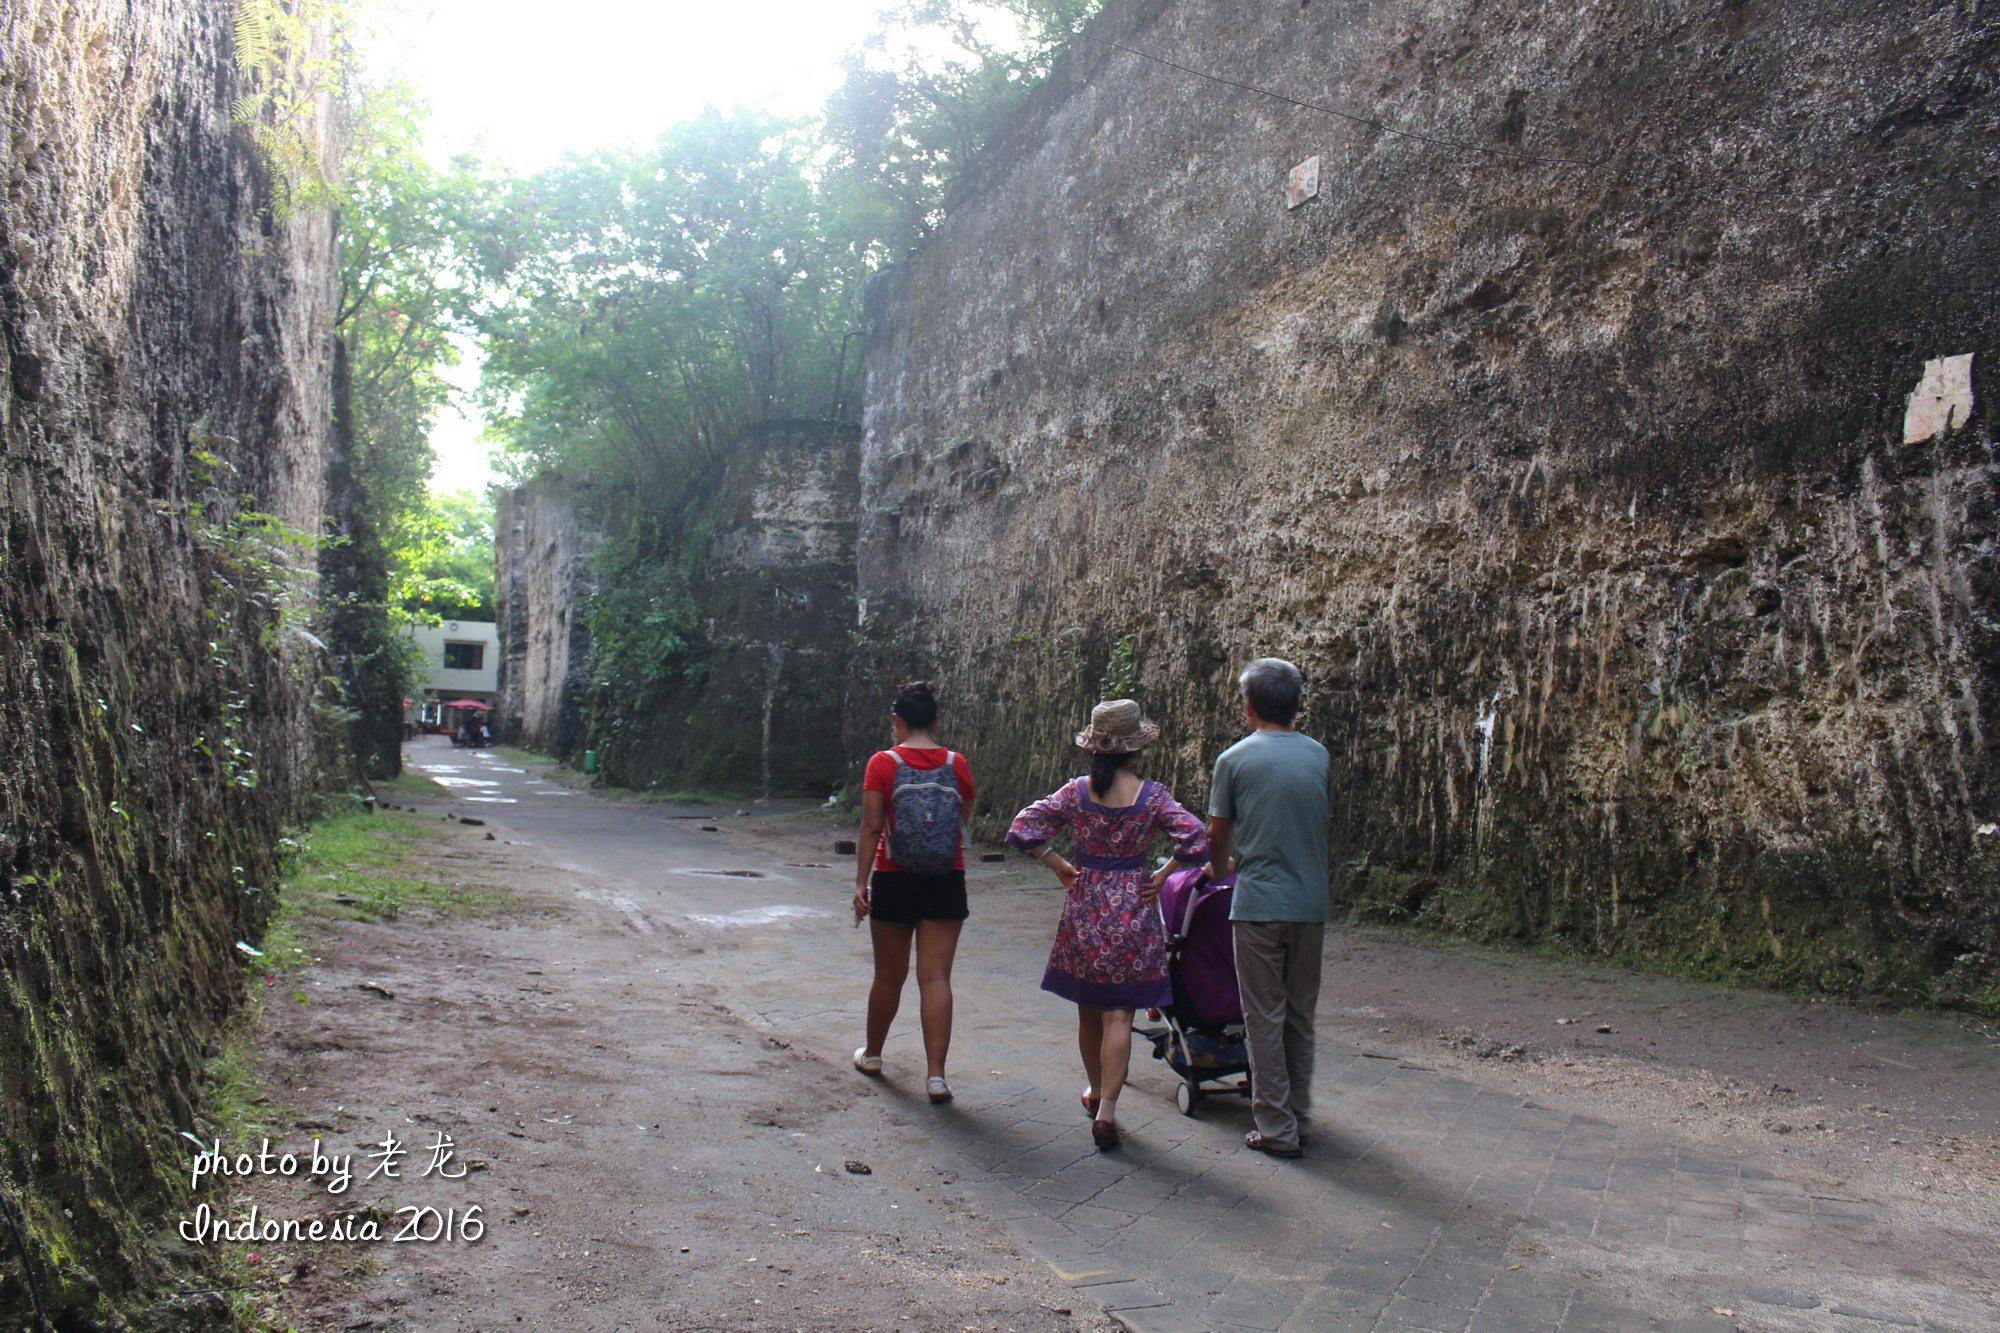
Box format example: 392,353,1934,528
1903,353,1974,443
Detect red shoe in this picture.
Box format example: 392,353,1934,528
1091,1120,1121,1152
1081,1092,1100,1118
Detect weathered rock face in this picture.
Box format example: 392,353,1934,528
495,473,597,757
551,424,859,796
0,0,334,1322
859,0,1998,1004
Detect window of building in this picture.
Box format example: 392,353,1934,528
443,642,484,671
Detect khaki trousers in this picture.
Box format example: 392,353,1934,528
1231,920,1325,1151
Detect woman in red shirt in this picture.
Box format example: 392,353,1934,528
851,681,975,1102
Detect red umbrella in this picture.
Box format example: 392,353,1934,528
441,699,493,710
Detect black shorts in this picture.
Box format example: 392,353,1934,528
868,870,968,926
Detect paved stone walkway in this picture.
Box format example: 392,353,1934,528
408,745,1995,1333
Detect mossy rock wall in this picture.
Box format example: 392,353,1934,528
0,1,336,1324
594,423,859,797
855,0,2000,1007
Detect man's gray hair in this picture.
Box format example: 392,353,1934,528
1239,657,1303,725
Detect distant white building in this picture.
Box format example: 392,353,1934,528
403,620,500,730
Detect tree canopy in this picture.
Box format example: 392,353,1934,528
319,1,1099,772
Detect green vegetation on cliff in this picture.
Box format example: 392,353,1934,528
475,2,1096,790
323,81,498,779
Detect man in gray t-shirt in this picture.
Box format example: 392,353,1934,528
1207,658,1330,1158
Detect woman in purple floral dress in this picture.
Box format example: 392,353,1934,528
1007,700,1208,1150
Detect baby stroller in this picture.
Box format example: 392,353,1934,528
1142,865,1252,1115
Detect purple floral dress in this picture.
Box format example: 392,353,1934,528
1006,778,1209,1009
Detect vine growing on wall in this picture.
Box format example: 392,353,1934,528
187,433,328,789
231,0,350,218
825,0,1102,249
1099,632,1138,700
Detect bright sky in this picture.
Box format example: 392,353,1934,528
360,0,991,493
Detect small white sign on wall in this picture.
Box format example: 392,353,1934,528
1903,353,1974,443
1286,155,1320,209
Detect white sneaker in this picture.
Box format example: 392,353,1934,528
853,1047,883,1075
927,1076,952,1103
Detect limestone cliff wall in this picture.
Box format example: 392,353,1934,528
0,1,334,1322
495,473,596,756
858,0,1999,1003
583,424,860,796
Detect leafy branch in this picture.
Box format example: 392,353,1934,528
231,0,350,218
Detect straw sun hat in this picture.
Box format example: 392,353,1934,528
1074,699,1161,753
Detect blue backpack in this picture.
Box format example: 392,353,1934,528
887,752,964,874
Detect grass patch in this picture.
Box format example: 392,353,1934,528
185,892,304,1329
373,768,451,802
179,798,506,1330
490,744,554,767
282,808,498,920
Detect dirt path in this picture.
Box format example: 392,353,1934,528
212,747,1111,1333
215,739,1997,1333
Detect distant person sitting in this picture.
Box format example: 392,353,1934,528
1206,658,1331,1159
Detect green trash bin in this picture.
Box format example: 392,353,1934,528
583,749,598,775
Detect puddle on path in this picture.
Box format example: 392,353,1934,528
686,905,833,928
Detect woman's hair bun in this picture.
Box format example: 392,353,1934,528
891,678,940,727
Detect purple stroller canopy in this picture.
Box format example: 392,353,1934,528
1158,865,1243,1027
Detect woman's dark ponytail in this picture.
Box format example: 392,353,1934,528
1088,749,1134,798
891,679,939,730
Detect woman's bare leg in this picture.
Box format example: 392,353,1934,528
1076,1006,1106,1100
912,918,963,1078
1094,1008,1135,1122
865,920,915,1056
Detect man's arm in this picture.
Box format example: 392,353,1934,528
1206,815,1235,883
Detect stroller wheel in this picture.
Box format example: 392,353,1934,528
1175,1080,1202,1116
